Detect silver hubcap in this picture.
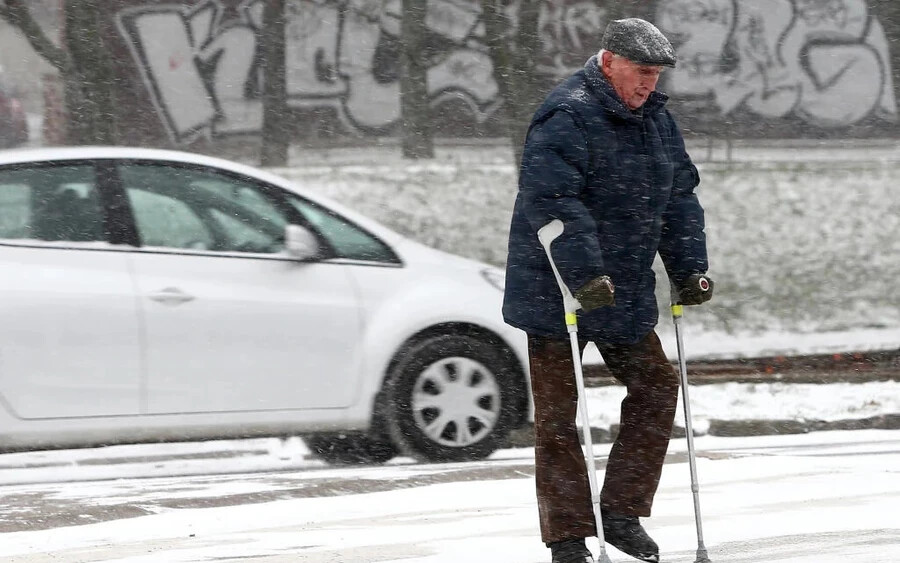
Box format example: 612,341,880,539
411,356,502,448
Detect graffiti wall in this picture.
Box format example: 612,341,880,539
106,0,898,145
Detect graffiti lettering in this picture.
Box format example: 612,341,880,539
117,0,610,142
117,0,895,142
117,1,265,142
537,2,607,77
657,0,897,127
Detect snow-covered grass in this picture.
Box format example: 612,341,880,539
268,142,900,358
582,380,900,432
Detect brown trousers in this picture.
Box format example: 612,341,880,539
528,330,679,544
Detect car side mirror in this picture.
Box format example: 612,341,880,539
284,224,318,260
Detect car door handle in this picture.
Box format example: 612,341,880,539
148,287,196,305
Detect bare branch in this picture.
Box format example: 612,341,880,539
0,0,72,73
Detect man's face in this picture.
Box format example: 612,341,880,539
601,51,663,110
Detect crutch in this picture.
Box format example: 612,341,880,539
538,219,613,563
671,279,712,563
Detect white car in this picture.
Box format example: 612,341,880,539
0,147,530,464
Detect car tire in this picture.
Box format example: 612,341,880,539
384,334,524,463
304,433,398,465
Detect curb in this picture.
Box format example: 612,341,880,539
583,348,900,386
506,414,900,449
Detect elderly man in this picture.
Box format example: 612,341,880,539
502,18,713,563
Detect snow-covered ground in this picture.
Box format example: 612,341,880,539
0,430,897,562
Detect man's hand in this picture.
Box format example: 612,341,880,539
574,275,615,312
676,274,714,305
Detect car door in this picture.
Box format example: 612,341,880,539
0,162,141,418
115,161,363,414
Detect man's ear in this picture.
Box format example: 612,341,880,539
600,50,616,76
600,50,614,71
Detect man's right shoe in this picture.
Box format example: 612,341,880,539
601,510,660,562
549,538,593,563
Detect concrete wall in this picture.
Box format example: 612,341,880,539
0,1,897,147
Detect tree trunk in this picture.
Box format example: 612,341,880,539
0,0,71,72
482,0,543,169
260,0,289,167
63,1,118,145
400,0,434,159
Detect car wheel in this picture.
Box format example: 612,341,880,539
384,334,524,463
305,433,398,465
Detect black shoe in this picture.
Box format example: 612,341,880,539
601,510,659,562
549,538,593,563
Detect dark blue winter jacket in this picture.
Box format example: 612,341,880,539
502,56,708,344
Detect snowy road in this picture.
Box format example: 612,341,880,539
0,430,897,562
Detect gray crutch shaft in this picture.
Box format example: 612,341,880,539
538,219,612,563
671,297,711,563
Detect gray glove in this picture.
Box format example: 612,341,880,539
676,274,714,305
574,275,615,312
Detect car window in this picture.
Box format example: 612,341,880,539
0,165,105,242
119,164,289,254
127,188,214,250
286,195,398,263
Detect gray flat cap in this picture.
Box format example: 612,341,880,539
601,18,676,67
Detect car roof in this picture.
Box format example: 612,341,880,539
0,146,268,178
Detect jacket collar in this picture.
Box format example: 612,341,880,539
583,56,668,122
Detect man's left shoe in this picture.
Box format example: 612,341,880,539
549,538,593,562
601,510,659,562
